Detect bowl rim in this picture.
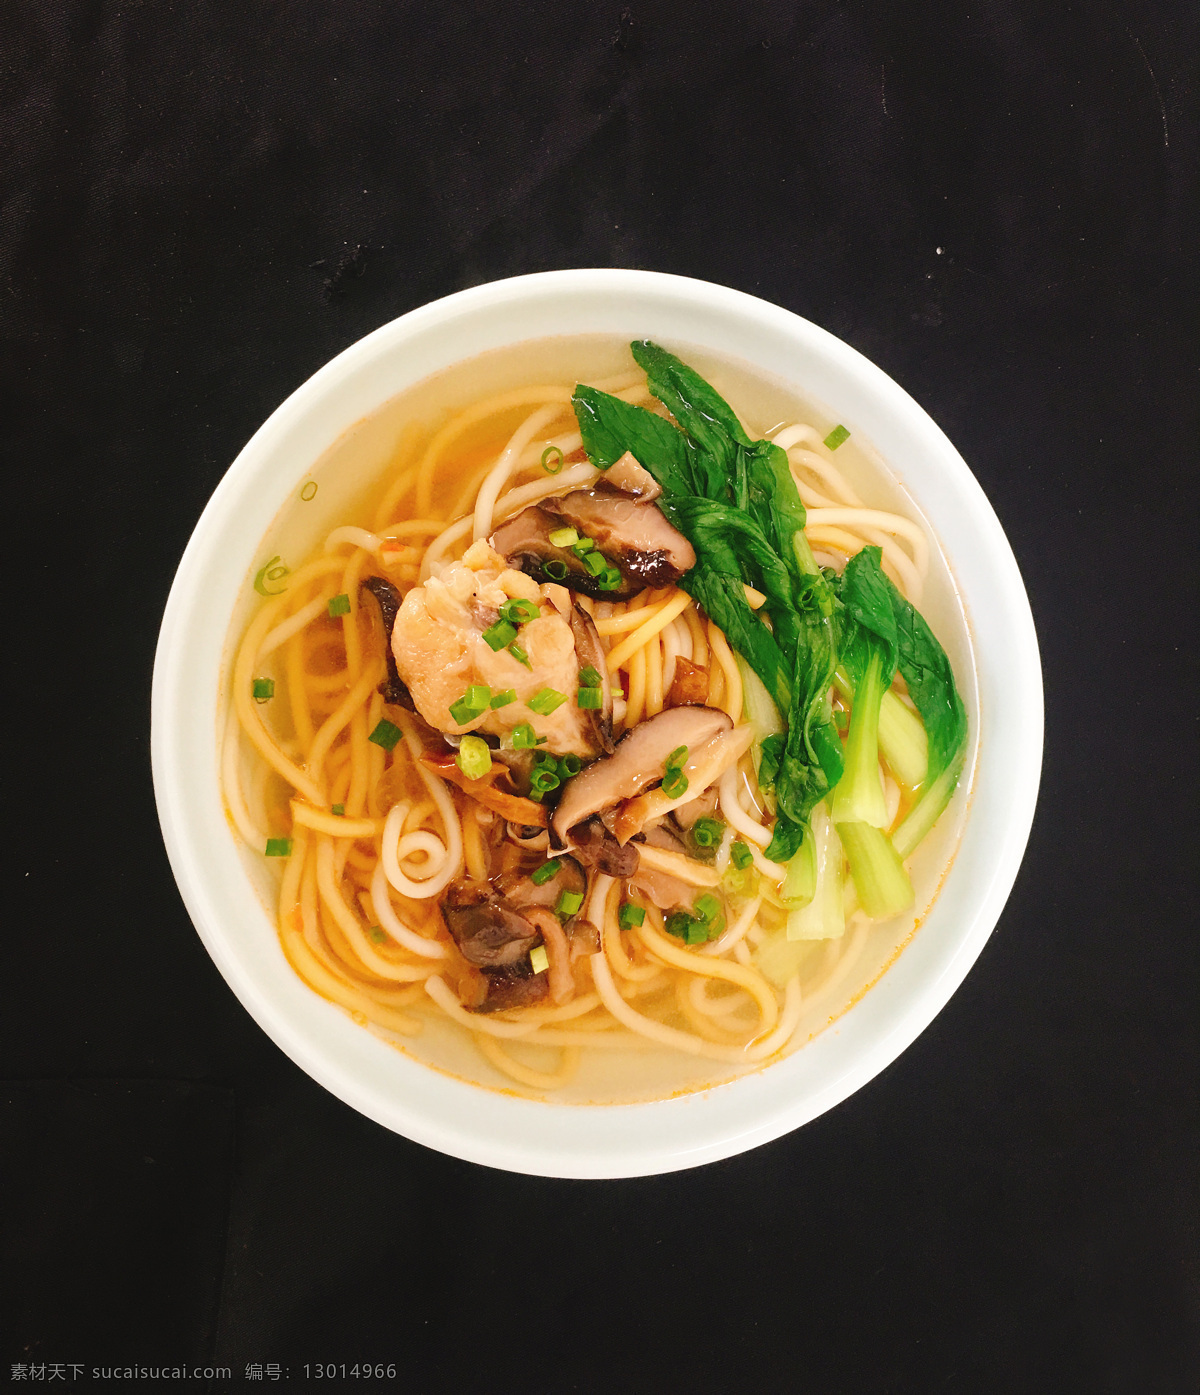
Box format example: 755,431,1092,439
151,268,1043,1177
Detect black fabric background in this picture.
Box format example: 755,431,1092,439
3,2,1197,1390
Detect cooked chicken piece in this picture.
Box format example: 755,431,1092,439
389,545,608,758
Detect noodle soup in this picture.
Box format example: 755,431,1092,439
223,335,976,1103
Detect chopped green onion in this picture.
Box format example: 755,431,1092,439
577,686,603,710
579,665,602,687
528,688,567,715
824,424,851,451
489,689,517,709
368,719,403,751
685,919,711,946
559,753,583,777
529,944,550,974
665,911,692,939
508,642,532,668
456,735,492,781
731,841,754,870
527,788,544,803
265,838,293,858
449,692,486,724
548,526,579,548
511,722,537,749
572,536,596,555
662,770,689,800
482,618,518,651
597,567,623,591
581,550,607,577
555,889,584,918
694,893,721,923
618,902,646,930
690,817,725,848
368,926,387,945
253,555,290,596
251,677,275,703
541,446,564,474
500,598,540,623
331,803,345,816
530,859,562,886
543,560,569,581
530,768,561,793
666,745,689,771
327,593,351,617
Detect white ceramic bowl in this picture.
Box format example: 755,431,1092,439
152,269,1042,1177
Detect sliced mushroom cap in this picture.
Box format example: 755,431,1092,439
360,576,414,708
477,963,549,1013
570,815,640,877
493,855,587,914
550,706,733,850
568,604,615,754
490,487,695,599
490,505,639,600
613,723,755,843
442,879,540,967
540,490,695,589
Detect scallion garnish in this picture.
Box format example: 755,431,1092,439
662,769,689,799
489,689,517,709
618,902,645,930
368,719,402,751
265,838,293,858
368,926,387,945
666,745,689,770
559,753,583,777
327,593,351,617
690,817,725,848
694,893,721,923
528,688,567,715
577,686,603,710
824,424,851,451
543,560,569,581
597,567,623,591
730,841,754,870
555,889,584,918
665,911,691,939
508,642,532,668
530,859,561,886
581,550,607,577
529,944,550,974
500,598,540,624
548,526,579,548
456,735,492,781
251,677,275,703
331,803,345,816
579,665,602,687
530,767,561,793
541,446,564,474
482,618,518,651
253,555,290,596
511,722,537,749
449,687,489,724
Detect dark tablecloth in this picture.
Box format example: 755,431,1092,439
5,2,1196,1390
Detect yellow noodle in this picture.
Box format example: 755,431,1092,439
707,621,742,720
644,632,664,716
634,920,779,1036
291,802,382,839
475,1033,581,1090
305,657,385,790
604,589,691,672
